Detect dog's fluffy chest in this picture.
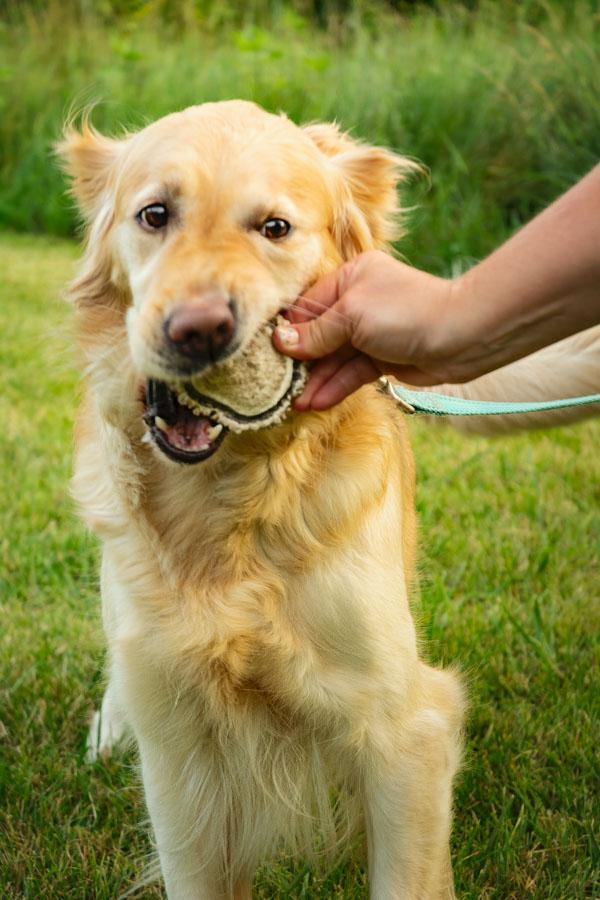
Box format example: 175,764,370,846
87,400,414,736
107,538,373,731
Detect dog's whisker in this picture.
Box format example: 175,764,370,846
83,342,130,373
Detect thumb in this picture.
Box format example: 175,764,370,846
287,268,342,324
273,305,354,360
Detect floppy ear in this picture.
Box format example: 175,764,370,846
57,120,130,308
56,120,124,219
303,122,419,258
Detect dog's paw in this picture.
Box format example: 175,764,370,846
85,689,129,763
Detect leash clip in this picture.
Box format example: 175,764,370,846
382,378,416,414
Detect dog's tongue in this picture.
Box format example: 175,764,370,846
156,408,220,452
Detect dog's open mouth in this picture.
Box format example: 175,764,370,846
142,324,308,464
143,379,228,464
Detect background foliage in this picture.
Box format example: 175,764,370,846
1,0,599,272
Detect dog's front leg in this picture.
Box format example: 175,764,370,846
138,739,253,900
85,677,129,762
363,667,463,900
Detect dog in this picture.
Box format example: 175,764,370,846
59,100,465,899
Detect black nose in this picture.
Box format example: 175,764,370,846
164,296,236,367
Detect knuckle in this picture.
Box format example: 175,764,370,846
312,318,330,354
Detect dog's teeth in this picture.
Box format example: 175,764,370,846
141,432,152,445
155,416,168,431
207,423,223,441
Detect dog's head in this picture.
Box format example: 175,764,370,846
59,101,414,463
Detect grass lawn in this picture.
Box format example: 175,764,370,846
0,230,598,898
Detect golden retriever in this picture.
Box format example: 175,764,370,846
59,100,465,900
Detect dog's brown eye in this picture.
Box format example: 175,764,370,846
138,204,169,230
260,219,291,241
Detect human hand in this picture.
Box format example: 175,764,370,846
273,250,464,411
273,165,600,412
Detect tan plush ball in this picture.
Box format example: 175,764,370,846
176,324,307,433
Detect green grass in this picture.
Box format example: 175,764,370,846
1,1,599,273
1,231,598,897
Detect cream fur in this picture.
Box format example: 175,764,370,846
60,101,464,900
433,325,600,435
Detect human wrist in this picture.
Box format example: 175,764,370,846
421,271,485,382
446,261,549,381
432,266,521,383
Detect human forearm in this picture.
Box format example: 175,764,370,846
447,163,600,380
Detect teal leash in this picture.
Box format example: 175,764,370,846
385,381,600,417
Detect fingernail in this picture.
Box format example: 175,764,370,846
275,325,299,346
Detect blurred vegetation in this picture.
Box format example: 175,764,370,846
0,0,598,273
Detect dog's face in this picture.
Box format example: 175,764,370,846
95,104,342,381
60,101,411,463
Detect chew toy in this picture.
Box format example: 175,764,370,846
176,324,307,433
